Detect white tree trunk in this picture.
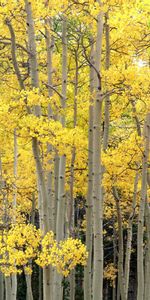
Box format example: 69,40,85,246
92,3,104,299
5,277,11,300
25,4,52,300
0,272,4,300
144,201,150,300
84,36,95,300
124,173,138,299
54,16,67,300
113,187,126,300
137,113,150,300
103,12,110,151
25,273,33,300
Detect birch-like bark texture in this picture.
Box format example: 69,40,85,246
5,277,11,300
69,269,75,300
144,177,150,300
25,0,38,88
92,2,104,299
54,16,67,300
54,152,60,235
25,0,41,116
11,129,18,300
0,160,5,300
45,16,54,224
68,51,78,300
25,3,52,300
103,11,110,151
68,51,78,236
45,17,55,300
113,221,117,300
56,16,67,241
124,173,139,299
113,187,126,300
84,37,94,300
137,113,150,300
32,137,51,300
0,272,4,300
144,201,150,300
25,273,33,300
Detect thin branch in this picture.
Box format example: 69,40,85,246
5,19,25,90
43,82,64,99
0,39,29,54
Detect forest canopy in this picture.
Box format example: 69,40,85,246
0,0,150,299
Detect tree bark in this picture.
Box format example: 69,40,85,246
113,187,126,300
0,272,4,300
84,35,94,300
124,173,138,299
25,273,33,300
137,113,150,300
5,277,11,300
92,3,104,299
54,16,67,300
144,201,150,300
103,11,110,151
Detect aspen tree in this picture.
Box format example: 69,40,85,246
92,1,104,299
124,173,139,299
144,201,150,300
0,273,4,300
113,187,126,300
0,157,4,300
6,19,23,300
84,36,95,300
103,11,110,151
54,16,67,300
5,277,12,300
137,113,150,300
25,271,33,300
11,130,18,300
25,2,50,300
45,15,55,300
68,49,79,300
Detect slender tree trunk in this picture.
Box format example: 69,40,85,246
54,16,67,300
69,270,75,300
92,3,104,299
45,16,54,231
84,36,94,300
103,11,110,151
144,201,150,300
113,187,126,300
11,129,18,300
124,173,139,299
25,0,39,89
68,51,78,300
25,4,52,300
32,138,51,300
45,16,55,300
5,277,11,300
137,113,150,300
117,280,121,300
145,173,150,299
39,267,43,300
113,219,117,300
56,16,67,241
0,272,4,300
54,151,60,235
25,273,33,300
68,57,78,233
